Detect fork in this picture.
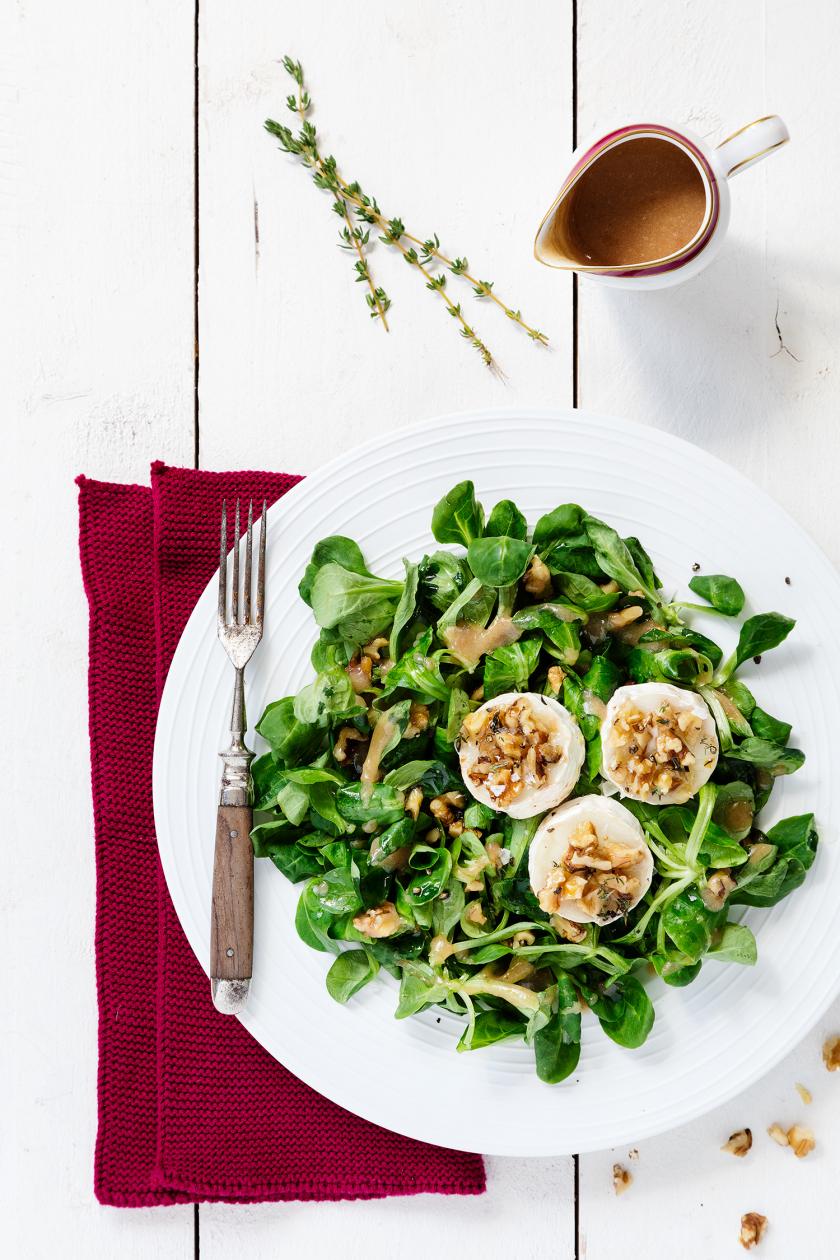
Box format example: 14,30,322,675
211,498,267,1014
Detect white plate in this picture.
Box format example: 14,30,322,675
154,409,840,1157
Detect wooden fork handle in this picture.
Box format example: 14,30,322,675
210,803,254,1012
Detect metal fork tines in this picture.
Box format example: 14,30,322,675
217,497,267,803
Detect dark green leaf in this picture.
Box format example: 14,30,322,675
750,707,792,745
707,922,757,965
293,667,358,725
389,559,419,660
484,637,542,699
270,841,325,883
582,655,621,703
584,515,654,599
336,781,406,824
431,480,485,547
718,612,796,680
532,503,585,546
726,738,804,777
418,550,469,611
662,891,722,962
534,975,581,1082
458,1009,524,1052
299,536,370,605
310,562,403,641
688,572,745,616
553,571,619,612
467,536,533,587
256,697,325,766
326,949,379,1002
624,537,661,591
485,499,528,540
586,975,654,1049
650,951,702,987
394,960,450,1017
251,818,301,858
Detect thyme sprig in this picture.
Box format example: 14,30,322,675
265,56,548,368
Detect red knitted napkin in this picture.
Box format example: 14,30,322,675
78,463,485,1207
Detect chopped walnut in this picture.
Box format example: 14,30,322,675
429,791,466,836
470,683,485,701
739,1213,767,1250
701,869,737,911
787,1124,815,1158
352,901,401,938
606,699,715,800
767,1123,789,1147
538,820,645,920
523,553,552,599
404,701,430,738
795,1082,812,1105
722,1128,752,1157
485,840,503,870
601,580,620,595
612,1164,632,1195
361,635,389,661
461,697,563,809
405,786,423,820
547,665,566,694
550,913,587,943
333,725,368,764
822,1034,840,1071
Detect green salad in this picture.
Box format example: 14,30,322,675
251,481,816,1082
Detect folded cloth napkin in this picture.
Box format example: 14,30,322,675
78,462,486,1207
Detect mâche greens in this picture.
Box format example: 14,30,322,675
251,483,815,1082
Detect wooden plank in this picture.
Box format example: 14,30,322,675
197,1,576,1250
3,0,195,1253
202,1157,575,1260
196,0,574,474
575,0,840,564
576,1,840,1255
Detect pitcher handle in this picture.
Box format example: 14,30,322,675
716,114,790,178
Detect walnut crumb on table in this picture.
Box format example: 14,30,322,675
612,1163,632,1195
739,1213,768,1250
722,1128,752,1157
767,1122,816,1157
823,1034,840,1071
795,1082,813,1105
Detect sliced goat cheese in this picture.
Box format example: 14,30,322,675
458,691,585,819
529,796,653,925
601,681,718,805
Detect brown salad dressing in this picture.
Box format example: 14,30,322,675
558,137,706,267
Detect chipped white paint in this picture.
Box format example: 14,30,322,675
7,0,840,1255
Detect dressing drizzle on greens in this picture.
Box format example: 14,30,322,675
251,482,815,1081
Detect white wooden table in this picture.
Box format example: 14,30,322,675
7,1,840,1256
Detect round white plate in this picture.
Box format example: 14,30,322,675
154,409,840,1156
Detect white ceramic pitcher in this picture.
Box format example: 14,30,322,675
534,115,789,290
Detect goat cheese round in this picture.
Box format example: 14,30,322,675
601,681,718,805
528,795,653,925
458,691,585,819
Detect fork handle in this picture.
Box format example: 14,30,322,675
210,803,254,1012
